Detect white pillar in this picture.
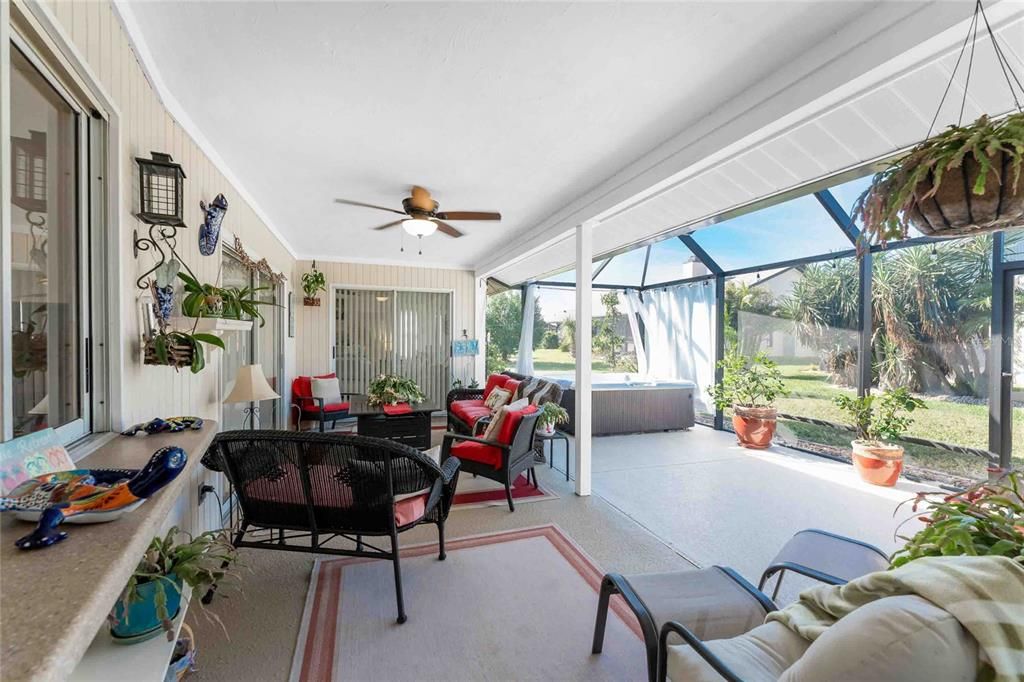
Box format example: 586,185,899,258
473,275,487,383
574,221,594,496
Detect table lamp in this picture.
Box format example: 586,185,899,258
223,364,279,429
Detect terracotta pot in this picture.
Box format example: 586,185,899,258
303,297,321,307
907,151,1024,237
732,406,777,449
851,440,903,487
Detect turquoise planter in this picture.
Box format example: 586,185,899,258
110,575,183,644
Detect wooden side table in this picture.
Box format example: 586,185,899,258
536,429,570,481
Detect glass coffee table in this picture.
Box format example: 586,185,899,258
347,396,437,450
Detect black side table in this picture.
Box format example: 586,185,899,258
536,429,570,481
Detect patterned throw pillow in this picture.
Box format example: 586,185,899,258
484,387,512,412
506,397,529,412
482,406,508,441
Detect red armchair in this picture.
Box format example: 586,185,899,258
291,373,357,432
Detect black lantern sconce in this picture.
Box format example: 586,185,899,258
133,152,187,290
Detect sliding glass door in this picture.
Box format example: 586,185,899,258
334,288,451,407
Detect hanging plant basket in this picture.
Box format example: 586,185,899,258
853,1,1024,249
856,114,1024,246
143,336,195,369
303,296,321,307
907,148,1024,237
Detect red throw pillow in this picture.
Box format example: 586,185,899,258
483,373,510,400
503,378,521,399
497,404,537,445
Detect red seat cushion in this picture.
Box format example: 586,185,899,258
450,440,503,469
450,400,491,425
498,404,538,444
483,373,511,400
301,400,350,416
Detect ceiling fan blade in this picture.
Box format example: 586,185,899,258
435,211,501,221
335,199,406,215
433,220,463,238
371,219,404,231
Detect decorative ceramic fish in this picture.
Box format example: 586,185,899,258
198,194,228,256
121,416,204,436
2,446,187,549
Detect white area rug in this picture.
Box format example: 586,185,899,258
290,525,644,681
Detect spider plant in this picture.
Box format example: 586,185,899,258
178,272,276,326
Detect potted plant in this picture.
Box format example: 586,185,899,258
854,112,1024,247
144,329,225,374
178,273,275,326
367,374,426,407
111,527,238,643
536,401,569,436
708,351,788,449
301,265,327,306
891,469,1022,567
833,387,926,487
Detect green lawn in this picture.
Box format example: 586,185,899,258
530,348,611,373
771,362,1022,478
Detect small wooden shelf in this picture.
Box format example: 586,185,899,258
69,586,193,682
168,316,252,333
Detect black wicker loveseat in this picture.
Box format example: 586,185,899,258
446,371,564,436
202,430,460,623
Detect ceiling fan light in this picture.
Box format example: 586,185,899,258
402,218,437,237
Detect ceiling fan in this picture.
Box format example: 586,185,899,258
334,186,501,240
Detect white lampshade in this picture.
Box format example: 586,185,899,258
223,364,280,404
402,218,437,237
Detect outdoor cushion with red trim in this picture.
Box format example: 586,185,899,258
450,400,492,425
451,404,538,470
482,373,511,400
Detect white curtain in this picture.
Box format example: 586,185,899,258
516,284,537,375
639,283,716,411
623,290,649,377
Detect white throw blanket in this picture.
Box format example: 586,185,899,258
767,556,1024,681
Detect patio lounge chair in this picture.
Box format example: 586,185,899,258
440,404,542,511
592,529,890,682
290,372,359,432
201,430,461,624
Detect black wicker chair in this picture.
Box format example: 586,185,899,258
202,430,460,624
440,409,541,512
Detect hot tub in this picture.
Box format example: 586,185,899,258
550,375,696,436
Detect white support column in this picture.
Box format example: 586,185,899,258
473,275,487,383
0,11,11,441
574,221,594,496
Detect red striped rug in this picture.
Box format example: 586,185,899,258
290,525,643,681
451,471,557,508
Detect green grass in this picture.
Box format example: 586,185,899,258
771,361,1023,477
530,348,611,373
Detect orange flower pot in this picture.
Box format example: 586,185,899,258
851,440,903,487
732,406,777,449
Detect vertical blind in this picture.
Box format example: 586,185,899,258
335,289,451,407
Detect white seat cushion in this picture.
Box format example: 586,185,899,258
780,595,978,682
667,621,809,682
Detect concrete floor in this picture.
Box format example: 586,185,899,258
189,425,935,678
548,425,935,601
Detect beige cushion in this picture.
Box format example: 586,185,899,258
667,621,809,682
484,387,512,412
507,397,529,412
781,595,977,682
310,377,342,404
481,406,508,442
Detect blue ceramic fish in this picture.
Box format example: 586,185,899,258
198,194,228,256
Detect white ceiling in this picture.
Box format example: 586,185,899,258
121,1,900,269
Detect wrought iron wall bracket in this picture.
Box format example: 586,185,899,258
133,222,182,290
